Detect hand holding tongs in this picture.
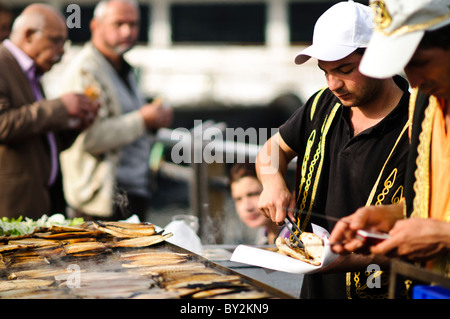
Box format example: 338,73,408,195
284,216,305,249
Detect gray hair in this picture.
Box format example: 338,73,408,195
93,0,139,20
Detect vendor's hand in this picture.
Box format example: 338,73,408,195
257,177,296,225
370,218,450,261
330,203,403,254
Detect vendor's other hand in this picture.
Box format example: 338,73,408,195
370,218,450,261
330,203,403,254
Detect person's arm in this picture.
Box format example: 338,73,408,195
60,63,147,155
0,91,96,145
371,218,450,261
256,132,297,224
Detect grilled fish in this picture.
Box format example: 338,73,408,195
7,238,61,248
34,230,104,240
63,241,107,254
0,287,75,299
112,233,172,248
9,267,84,280
164,274,242,289
93,221,156,238
0,279,54,291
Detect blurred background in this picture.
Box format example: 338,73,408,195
1,0,367,245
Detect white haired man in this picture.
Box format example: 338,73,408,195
0,4,98,219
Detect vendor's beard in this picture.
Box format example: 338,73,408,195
341,78,384,109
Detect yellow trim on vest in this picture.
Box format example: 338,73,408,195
412,95,438,218
301,102,341,230
310,87,328,121
365,120,410,206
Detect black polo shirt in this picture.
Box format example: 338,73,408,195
279,76,410,299
279,75,410,230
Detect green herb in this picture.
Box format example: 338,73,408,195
0,214,84,237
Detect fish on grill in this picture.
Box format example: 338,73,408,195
34,230,104,240
0,287,76,299
8,246,66,259
128,262,208,276
61,271,154,299
7,238,61,248
111,233,173,248
6,255,51,269
0,278,54,292
163,273,242,290
120,251,189,268
8,267,85,280
0,218,286,299
63,241,108,255
119,251,190,260
0,243,35,254
93,221,157,238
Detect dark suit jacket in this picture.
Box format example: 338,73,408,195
0,44,76,219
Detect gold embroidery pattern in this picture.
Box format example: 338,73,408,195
411,95,437,218
300,103,341,231
347,270,389,299
410,91,450,276
310,87,327,121
377,13,450,37
370,0,450,37
346,107,409,299
366,121,409,206
375,168,397,205
297,87,328,213
297,130,316,210
299,130,324,230
371,1,392,30
307,103,340,212
391,185,404,204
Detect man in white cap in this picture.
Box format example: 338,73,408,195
256,0,411,298
331,0,450,278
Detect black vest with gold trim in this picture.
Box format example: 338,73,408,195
290,84,410,299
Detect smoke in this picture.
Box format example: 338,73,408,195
113,188,130,220
198,199,259,245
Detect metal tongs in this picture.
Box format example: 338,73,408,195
284,216,305,249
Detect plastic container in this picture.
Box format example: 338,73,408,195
412,285,450,299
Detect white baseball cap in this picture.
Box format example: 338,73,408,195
294,0,374,65
359,0,450,79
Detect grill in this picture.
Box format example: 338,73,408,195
0,221,292,299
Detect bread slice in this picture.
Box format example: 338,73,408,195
300,232,324,264
276,232,323,266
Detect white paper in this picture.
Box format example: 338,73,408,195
164,220,203,255
230,224,338,274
